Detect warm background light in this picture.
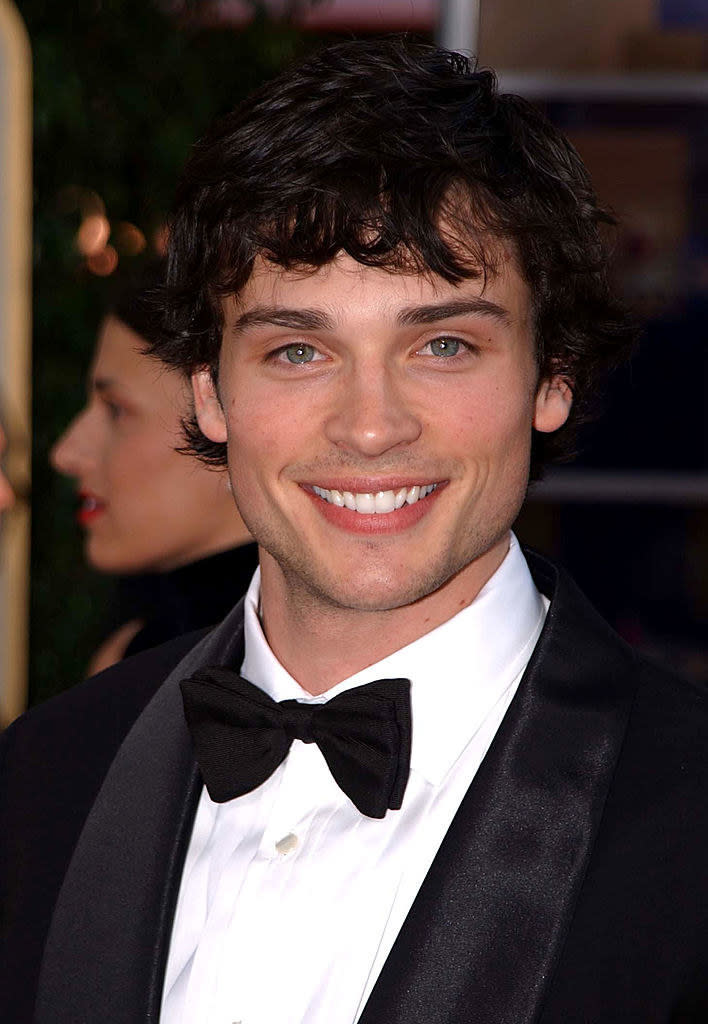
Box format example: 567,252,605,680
76,213,110,257
86,243,118,276
115,221,147,255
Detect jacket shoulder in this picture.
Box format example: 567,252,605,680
0,626,210,858
621,646,708,790
2,626,210,779
528,546,707,717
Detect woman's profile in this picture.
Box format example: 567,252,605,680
51,264,256,673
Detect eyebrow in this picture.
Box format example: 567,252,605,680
231,306,334,335
397,298,513,328
229,296,512,336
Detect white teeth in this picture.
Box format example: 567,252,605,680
311,483,438,514
354,492,376,514
374,490,396,514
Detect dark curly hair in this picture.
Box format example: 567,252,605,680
155,36,637,473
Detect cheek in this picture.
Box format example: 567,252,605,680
105,433,182,506
222,408,272,507
455,382,534,455
225,390,305,468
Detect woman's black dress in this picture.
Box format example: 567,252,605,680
115,542,259,660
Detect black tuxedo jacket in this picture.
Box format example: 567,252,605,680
2,553,707,1023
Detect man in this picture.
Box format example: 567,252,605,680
2,38,707,1024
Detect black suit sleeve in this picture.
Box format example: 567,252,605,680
0,628,208,1024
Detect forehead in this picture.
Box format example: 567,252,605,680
92,316,151,376
226,251,531,328
91,316,188,407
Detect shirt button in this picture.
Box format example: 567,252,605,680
275,832,299,856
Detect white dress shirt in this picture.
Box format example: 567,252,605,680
161,534,548,1024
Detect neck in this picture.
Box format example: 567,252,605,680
258,535,509,695
156,520,253,574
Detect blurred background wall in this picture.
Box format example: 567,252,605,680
9,0,708,711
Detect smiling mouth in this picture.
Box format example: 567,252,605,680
310,483,440,515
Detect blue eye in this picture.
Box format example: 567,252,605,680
429,337,461,357
284,343,316,364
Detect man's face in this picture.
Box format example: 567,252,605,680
194,253,570,616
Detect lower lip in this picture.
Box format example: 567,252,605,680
77,503,106,527
303,484,446,534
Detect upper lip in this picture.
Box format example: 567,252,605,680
301,478,445,493
78,489,106,506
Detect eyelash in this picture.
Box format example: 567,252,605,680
267,334,477,367
268,342,325,366
416,336,476,361
103,399,125,421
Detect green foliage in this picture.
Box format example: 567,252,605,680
19,0,315,703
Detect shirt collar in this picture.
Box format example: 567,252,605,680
240,533,547,787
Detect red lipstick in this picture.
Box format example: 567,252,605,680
76,491,106,527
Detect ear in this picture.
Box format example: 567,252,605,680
533,375,573,434
191,368,227,443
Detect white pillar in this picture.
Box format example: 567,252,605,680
0,0,31,725
436,0,481,55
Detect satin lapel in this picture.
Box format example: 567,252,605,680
35,601,246,1024
360,555,638,1024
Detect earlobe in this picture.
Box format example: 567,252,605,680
192,369,228,443
533,375,573,434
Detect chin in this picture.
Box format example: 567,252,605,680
87,554,134,575
293,558,461,614
86,541,148,576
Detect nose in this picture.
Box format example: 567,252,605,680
50,408,97,478
324,363,422,457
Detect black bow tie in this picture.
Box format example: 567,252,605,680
180,668,412,819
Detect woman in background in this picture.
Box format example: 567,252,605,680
51,264,256,674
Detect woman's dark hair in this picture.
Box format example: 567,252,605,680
110,259,167,349
155,36,637,473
